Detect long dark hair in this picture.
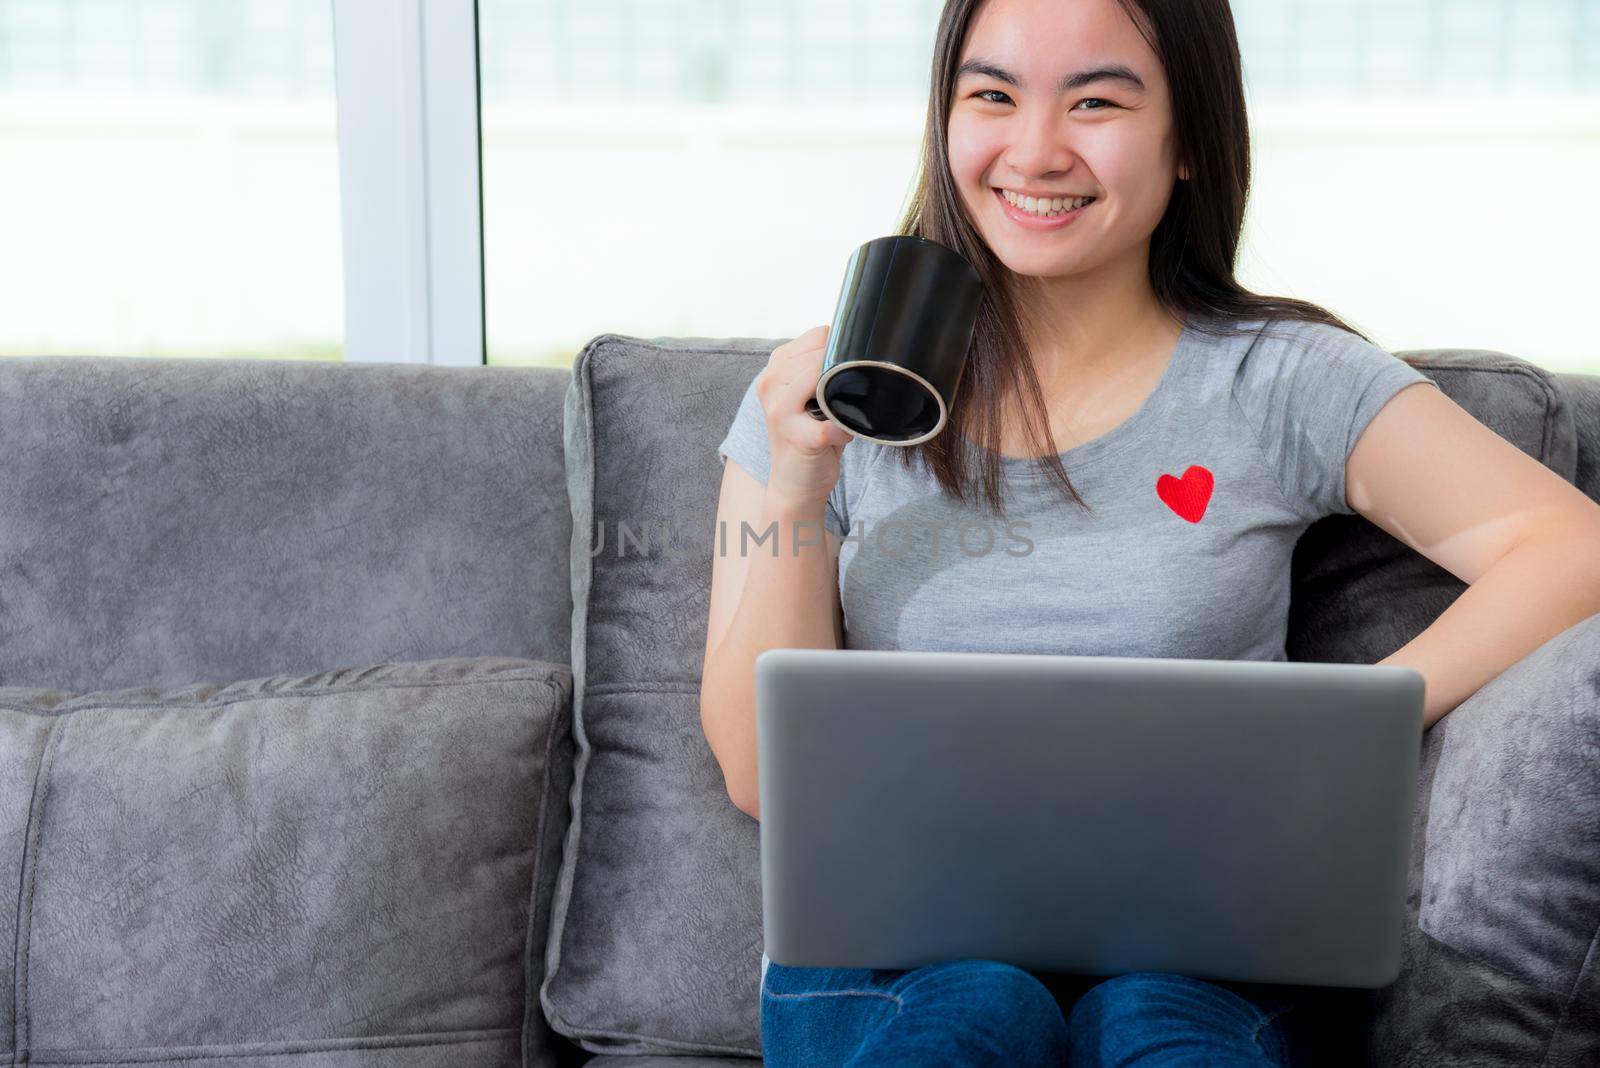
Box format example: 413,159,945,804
895,0,1371,517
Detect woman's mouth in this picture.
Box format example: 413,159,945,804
994,187,1095,230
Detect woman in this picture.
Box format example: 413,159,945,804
700,0,1600,1064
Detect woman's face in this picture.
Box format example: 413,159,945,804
947,0,1185,281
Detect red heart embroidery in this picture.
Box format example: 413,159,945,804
1156,465,1214,523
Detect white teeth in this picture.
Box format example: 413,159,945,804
1001,189,1094,216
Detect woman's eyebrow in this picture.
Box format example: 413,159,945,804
955,57,1146,93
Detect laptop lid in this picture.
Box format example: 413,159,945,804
755,648,1424,988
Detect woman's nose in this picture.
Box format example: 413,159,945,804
1004,111,1078,179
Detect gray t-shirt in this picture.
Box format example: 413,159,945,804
716,315,1438,984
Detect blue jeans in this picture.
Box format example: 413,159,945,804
761,960,1304,1067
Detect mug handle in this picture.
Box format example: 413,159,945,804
804,395,829,421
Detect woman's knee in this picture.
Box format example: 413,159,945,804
1066,971,1290,1066
760,964,905,1068
896,960,1070,1062
1070,971,1255,1024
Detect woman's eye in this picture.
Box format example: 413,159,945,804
971,90,1114,110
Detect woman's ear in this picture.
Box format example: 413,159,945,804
1177,162,1191,182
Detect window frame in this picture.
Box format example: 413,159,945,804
333,0,485,366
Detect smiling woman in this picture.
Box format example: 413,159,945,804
748,1,1363,1064
735,0,1600,1065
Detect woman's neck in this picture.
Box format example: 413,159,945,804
1013,243,1182,391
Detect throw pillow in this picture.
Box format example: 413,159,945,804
0,656,572,1068
543,334,776,1058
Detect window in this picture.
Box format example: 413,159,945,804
0,0,343,360
1233,0,1600,372
5,1,1597,372
478,0,945,368
479,0,1600,374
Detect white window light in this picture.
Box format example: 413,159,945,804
333,0,484,366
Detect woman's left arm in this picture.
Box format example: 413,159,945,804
1344,380,1600,730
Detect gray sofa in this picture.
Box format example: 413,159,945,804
0,335,1596,1068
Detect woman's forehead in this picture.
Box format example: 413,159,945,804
962,0,1159,75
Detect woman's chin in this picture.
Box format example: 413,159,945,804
996,250,1096,282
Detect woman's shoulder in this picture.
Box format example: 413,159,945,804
1219,312,1427,425
1242,314,1391,356
1194,314,1403,386
1192,313,1378,352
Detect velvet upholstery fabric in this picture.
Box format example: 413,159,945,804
0,656,572,1068
0,357,574,693
1362,613,1600,1066
1561,371,1600,494
544,336,787,1059
4,346,1596,1066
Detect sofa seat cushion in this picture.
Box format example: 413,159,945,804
0,656,573,1068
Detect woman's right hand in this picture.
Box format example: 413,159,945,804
757,324,857,511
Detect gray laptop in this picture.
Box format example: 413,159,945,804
754,647,1424,988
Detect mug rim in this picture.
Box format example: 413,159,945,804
815,360,949,448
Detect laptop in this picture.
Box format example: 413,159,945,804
754,647,1424,988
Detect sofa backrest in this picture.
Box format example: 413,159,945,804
1,350,1593,695
0,356,574,692
1564,371,1600,494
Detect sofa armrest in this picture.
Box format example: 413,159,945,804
1369,611,1600,1067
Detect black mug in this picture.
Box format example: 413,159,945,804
804,235,984,446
